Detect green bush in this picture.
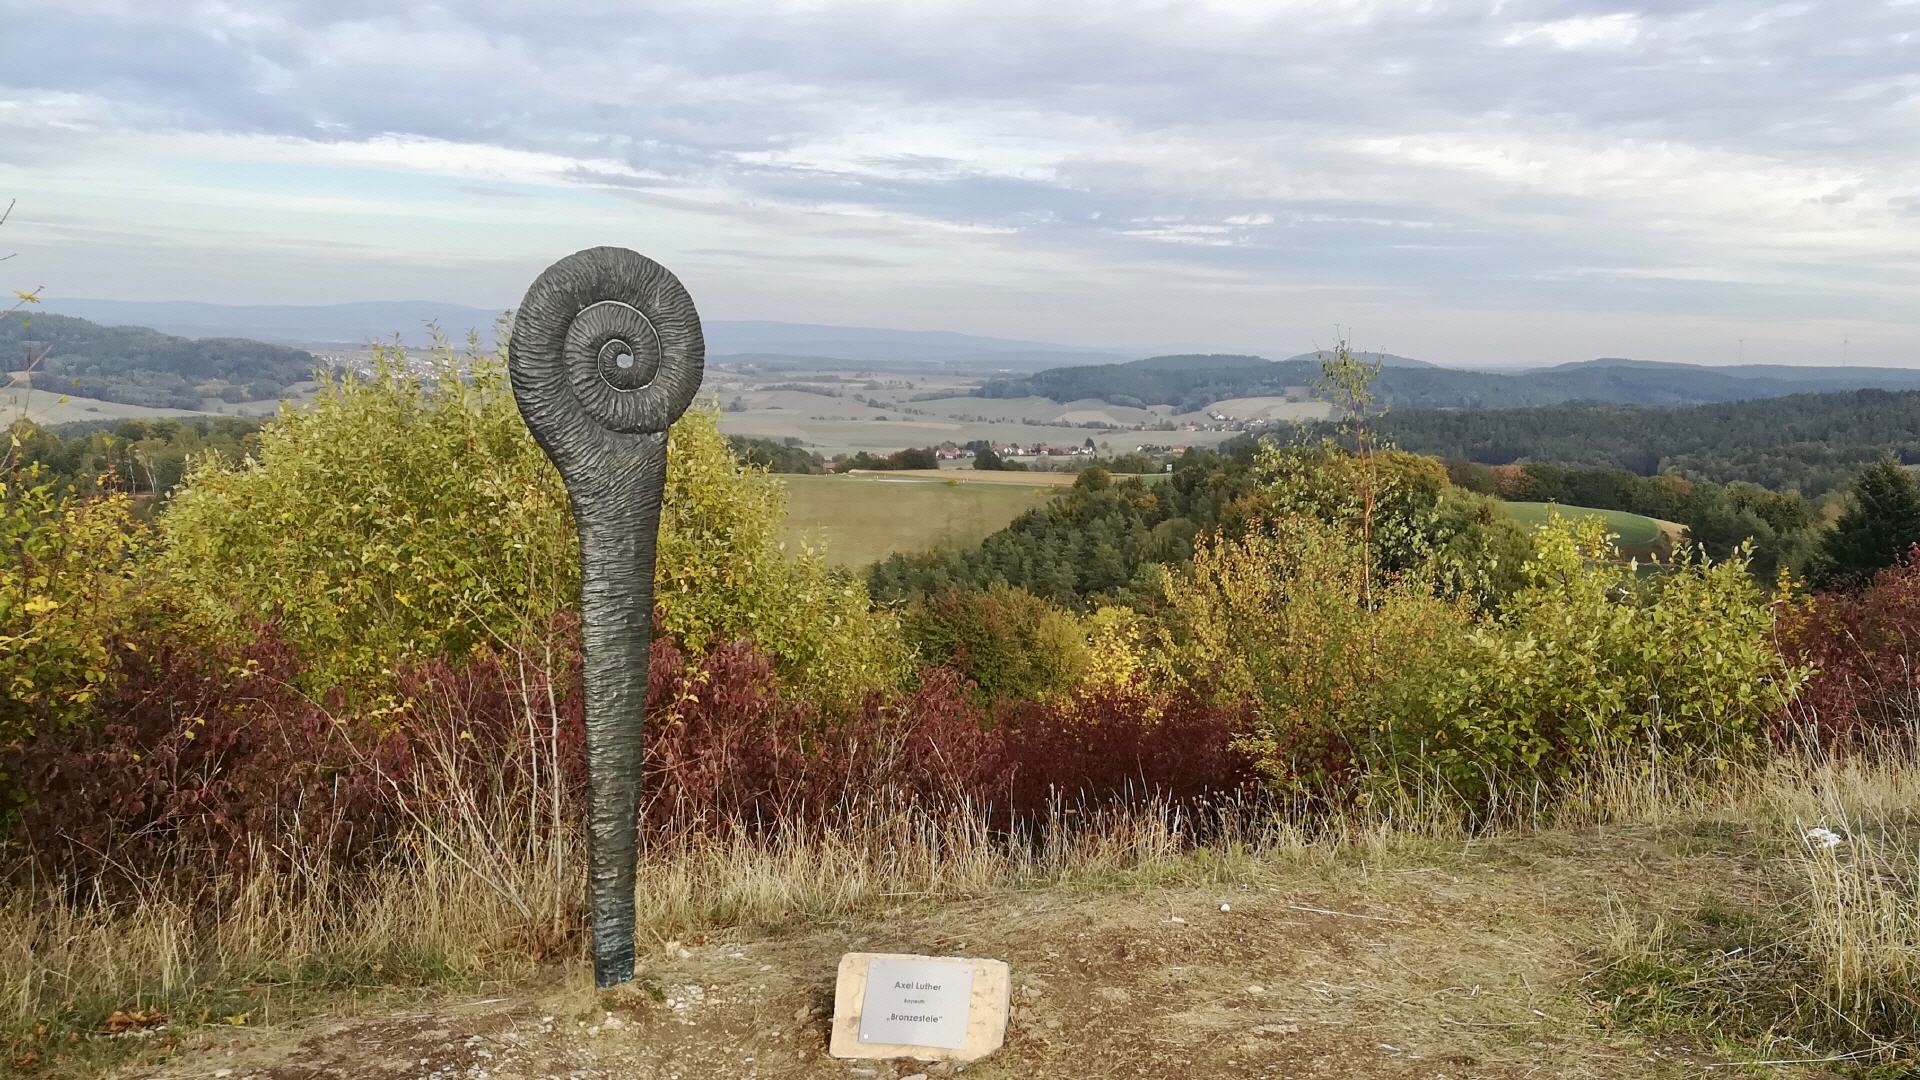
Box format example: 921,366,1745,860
1148,518,1475,796
160,341,905,705
1238,440,1531,606
1409,515,1806,807
902,584,1088,703
0,465,148,749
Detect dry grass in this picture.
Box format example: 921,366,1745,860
1587,752,1920,1074
0,789,1281,1059
4,752,1916,1074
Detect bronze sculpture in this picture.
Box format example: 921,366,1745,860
508,247,705,987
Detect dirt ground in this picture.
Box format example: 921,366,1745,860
108,827,1831,1080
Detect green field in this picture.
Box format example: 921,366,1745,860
1502,501,1681,558
780,473,1063,566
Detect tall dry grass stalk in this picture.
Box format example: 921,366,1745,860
5,730,1915,1063
1591,748,1920,1066
1768,755,1920,1039
0,780,1300,1043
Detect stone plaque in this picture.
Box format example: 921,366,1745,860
829,952,1010,1062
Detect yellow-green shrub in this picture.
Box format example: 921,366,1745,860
160,341,905,705
656,412,908,706
1079,605,1146,694
1148,518,1475,794
901,584,1088,702
1411,515,1807,806
161,345,572,688
1,464,147,747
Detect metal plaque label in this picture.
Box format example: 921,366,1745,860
858,956,975,1049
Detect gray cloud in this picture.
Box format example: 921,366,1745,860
0,0,1914,362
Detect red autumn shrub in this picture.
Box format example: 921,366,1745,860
6,615,1012,887
398,614,1011,832
1777,548,1920,748
6,625,417,891
996,684,1261,816
9,613,1259,893
643,645,1011,830
383,616,589,824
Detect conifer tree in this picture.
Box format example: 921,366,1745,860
1816,458,1920,588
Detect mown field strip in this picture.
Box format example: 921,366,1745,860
1502,500,1683,557
779,472,1064,566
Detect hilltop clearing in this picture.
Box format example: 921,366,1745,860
1503,501,1682,561
110,812,1865,1080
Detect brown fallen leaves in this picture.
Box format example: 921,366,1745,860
101,1009,166,1035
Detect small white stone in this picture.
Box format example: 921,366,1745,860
1804,826,1845,850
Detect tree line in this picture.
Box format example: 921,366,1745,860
8,416,265,498
873,437,1920,604
1365,389,1920,497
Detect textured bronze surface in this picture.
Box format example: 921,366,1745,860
508,247,704,987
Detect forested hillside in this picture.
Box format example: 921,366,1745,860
980,352,1920,412
978,353,1293,410
1371,388,1920,496
1,313,323,408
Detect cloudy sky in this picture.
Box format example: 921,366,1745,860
1,0,1915,365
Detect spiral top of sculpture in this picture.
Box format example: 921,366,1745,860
509,246,706,473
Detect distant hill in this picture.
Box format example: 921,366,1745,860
44,299,1130,368
979,353,1920,412
40,299,509,350
977,353,1300,410
2,313,323,411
